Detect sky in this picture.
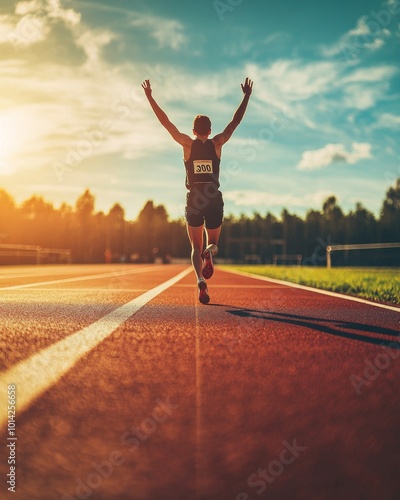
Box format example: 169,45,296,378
0,0,399,220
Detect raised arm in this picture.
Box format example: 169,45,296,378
213,77,253,149
141,80,191,147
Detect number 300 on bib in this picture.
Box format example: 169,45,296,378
193,160,213,174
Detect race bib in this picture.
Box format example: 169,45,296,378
193,160,213,174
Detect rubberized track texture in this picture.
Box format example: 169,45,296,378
0,264,399,500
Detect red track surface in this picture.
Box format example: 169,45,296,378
0,264,399,500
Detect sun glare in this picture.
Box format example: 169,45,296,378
0,109,40,176
0,111,23,175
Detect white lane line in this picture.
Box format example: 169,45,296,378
0,273,48,280
194,292,203,499
0,267,192,428
175,284,286,289
0,266,156,291
0,288,150,293
0,268,98,279
222,268,400,313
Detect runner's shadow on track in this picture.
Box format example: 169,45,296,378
210,304,400,349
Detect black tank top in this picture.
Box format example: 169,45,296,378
184,139,220,190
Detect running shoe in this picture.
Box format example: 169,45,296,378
202,249,214,279
198,279,210,304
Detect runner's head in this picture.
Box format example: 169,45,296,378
193,115,211,137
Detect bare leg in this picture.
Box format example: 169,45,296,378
201,226,221,280
205,226,221,255
186,224,204,281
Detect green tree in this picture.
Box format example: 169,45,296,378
136,201,169,262
0,189,17,242
380,179,400,241
107,203,126,260
75,189,95,219
74,189,96,262
322,195,345,244
19,196,56,246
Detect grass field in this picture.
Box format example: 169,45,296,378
224,266,400,305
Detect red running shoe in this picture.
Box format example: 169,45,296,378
202,249,214,279
198,280,210,304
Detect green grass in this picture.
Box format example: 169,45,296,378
223,266,400,305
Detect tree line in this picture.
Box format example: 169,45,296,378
0,179,399,266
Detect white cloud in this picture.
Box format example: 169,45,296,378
15,1,42,16
0,15,19,44
75,29,116,68
0,0,80,48
296,143,372,171
130,14,187,50
321,14,387,59
263,32,291,46
0,11,50,46
246,60,337,105
0,1,396,221
46,0,81,26
0,54,180,180
214,58,398,135
336,65,397,112
224,189,332,209
240,58,395,129
371,113,400,129
242,60,339,131
341,65,397,83
364,38,385,50
341,84,387,110
348,16,370,36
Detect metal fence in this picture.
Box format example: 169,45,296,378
0,244,71,265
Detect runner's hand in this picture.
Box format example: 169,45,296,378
241,77,253,96
141,79,152,98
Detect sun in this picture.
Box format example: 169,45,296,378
0,108,40,176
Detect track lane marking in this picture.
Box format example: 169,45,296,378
175,284,286,288
222,268,400,313
0,267,192,428
0,288,151,293
0,266,157,290
194,292,203,499
0,267,120,279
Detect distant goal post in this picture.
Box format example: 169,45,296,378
326,242,400,268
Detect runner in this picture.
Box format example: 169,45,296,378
142,77,253,304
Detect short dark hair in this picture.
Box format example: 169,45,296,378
193,115,211,135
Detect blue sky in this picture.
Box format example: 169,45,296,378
0,0,399,220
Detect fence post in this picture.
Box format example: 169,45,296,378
36,247,41,265
326,246,331,269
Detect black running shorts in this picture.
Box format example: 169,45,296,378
185,186,224,229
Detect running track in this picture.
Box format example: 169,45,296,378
0,264,399,500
